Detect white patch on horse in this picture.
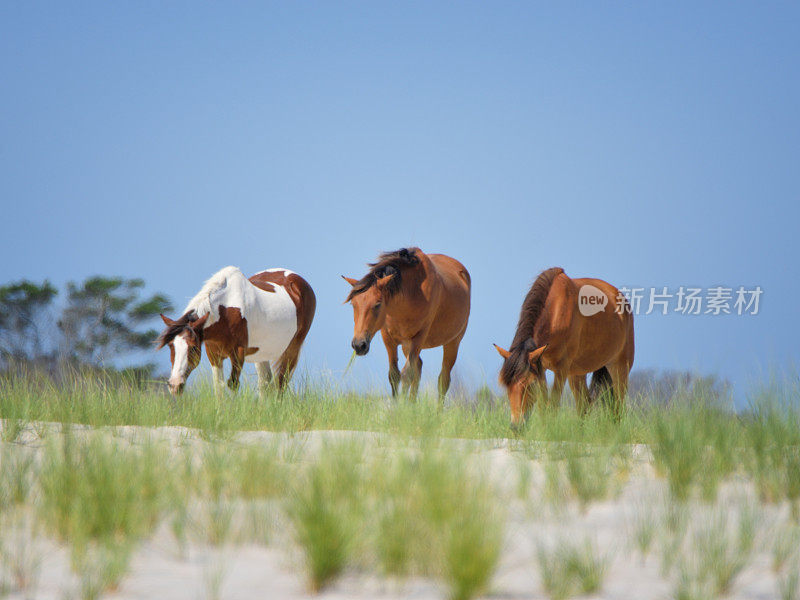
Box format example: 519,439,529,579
253,267,295,276
169,336,190,386
182,266,298,364
244,282,297,363
182,266,241,328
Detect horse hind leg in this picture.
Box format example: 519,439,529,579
400,340,423,400
255,361,273,395
589,366,614,407
275,342,303,392
437,337,463,401
606,361,630,421
401,355,423,399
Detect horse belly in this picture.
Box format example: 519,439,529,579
571,310,628,373
243,286,298,363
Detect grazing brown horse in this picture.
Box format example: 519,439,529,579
343,247,471,399
156,267,315,395
494,267,634,425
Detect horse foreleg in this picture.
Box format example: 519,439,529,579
207,350,225,397
438,337,462,401
255,361,272,395
401,339,423,400
383,333,401,398
569,375,590,417
548,372,566,409
227,348,245,392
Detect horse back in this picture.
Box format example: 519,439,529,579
428,254,471,294
541,275,633,374
422,254,471,347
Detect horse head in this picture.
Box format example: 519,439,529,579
494,340,548,425
156,312,209,395
342,271,395,355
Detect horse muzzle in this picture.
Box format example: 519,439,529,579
168,380,185,396
351,337,370,356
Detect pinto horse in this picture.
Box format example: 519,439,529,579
494,267,634,425
156,266,315,395
343,247,471,399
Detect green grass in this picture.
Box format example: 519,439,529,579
37,430,173,592
2,372,800,598
773,522,800,573
285,441,365,591
536,538,609,600
695,508,755,594
630,502,657,559
0,371,655,442
780,564,800,600
650,403,738,501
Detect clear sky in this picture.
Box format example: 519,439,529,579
1,2,798,403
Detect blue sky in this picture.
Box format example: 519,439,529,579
1,2,798,402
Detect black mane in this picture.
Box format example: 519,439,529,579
155,310,199,349
499,267,564,386
346,248,420,301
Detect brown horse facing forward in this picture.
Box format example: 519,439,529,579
494,267,634,425
343,248,471,399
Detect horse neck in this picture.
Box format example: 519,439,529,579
184,283,233,334
385,254,439,313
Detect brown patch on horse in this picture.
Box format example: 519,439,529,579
203,305,249,353
247,271,277,294
499,267,564,387
345,247,420,302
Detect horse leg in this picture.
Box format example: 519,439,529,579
569,374,590,417
275,346,300,392
437,337,462,401
548,371,566,409
399,343,411,394
402,338,424,400
255,361,272,395
381,331,400,397
607,360,630,421
227,347,245,392
207,350,225,396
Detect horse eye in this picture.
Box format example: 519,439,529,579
374,302,382,310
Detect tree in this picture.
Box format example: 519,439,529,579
0,279,58,365
58,276,173,370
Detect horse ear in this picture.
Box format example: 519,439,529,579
190,313,209,330
527,345,548,366
376,273,395,290
160,313,176,326
493,344,511,360
341,275,359,286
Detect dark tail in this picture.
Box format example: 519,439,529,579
589,366,613,403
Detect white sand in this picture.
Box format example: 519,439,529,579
0,423,790,600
